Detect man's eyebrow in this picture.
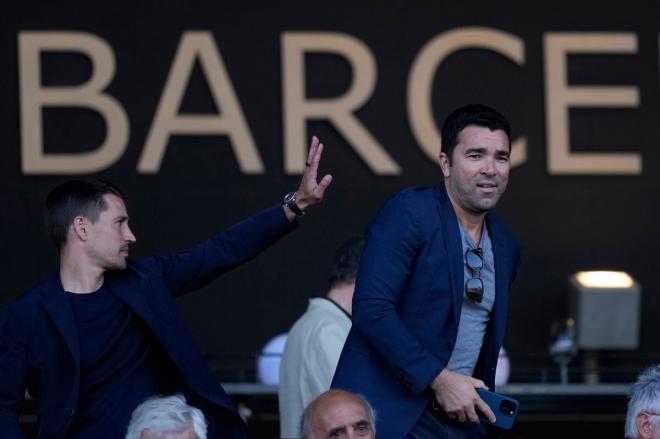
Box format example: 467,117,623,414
464,146,510,157
353,419,371,428
326,426,347,438
114,215,129,221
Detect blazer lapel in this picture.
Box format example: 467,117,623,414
40,272,80,372
486,214,509,347
435,184,464,324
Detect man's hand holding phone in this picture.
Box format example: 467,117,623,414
430,368,496,425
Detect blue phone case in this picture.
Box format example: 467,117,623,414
476,389,519,430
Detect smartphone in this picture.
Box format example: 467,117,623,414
476,389,519,430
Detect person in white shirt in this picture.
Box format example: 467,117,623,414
278,237,364,438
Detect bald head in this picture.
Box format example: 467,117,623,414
301,390,376,439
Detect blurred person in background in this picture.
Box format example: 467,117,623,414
279,237,364,438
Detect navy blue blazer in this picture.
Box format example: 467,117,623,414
331,185,520,439
0,205,296,439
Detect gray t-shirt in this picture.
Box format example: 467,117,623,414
446,223,496,376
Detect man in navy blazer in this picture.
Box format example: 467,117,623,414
332,105,521,438
0,137,332,438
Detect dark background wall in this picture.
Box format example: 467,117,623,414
1,0,658,378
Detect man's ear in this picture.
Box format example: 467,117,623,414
438,152,451,178
636,413,655,439
71,216,88,242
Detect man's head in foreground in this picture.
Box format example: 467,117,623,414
626,365,660,439
46,179,136,270
301,390,376,439
439,104,512,216
125,394,207,439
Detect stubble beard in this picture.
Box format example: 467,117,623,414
451,184,506,216
104,255,128,272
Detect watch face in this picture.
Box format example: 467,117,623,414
284,192,296,203
283,191,303,215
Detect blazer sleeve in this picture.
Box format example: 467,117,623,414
0,304,29,438
140,204,297,297
351,191,446,395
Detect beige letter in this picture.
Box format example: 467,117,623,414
19,31,129,174
139,32,263,174
544,33,641,174
407,27,526,167
282,32,400,175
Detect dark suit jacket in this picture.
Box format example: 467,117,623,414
331,185,520,439
0,205,296,439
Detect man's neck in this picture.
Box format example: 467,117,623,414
326,282,355,316
59,250,105,294
446,191,486,246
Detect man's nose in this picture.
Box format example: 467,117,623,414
125,226,137,243
481,157,496,175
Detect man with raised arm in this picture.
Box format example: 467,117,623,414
0,137,331,439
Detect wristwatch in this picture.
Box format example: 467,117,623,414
282,192,305,216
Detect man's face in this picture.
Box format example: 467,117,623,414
439,125,511,216
84,194,136,271
310,393,375,439
651,424,660,439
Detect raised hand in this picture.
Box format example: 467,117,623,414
292,136,333,211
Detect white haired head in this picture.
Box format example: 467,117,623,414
125,394,207,439
625,365,660,438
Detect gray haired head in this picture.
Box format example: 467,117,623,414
300,389,376,439
625,365,660,438
125,394,207,439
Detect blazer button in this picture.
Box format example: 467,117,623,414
448,341,454,350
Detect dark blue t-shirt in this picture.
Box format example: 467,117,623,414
66,284,162,438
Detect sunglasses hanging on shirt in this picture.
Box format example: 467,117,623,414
466,248,484,303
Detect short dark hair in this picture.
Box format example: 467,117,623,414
441,104,511,164
328,236,365,289
46,179,124,252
